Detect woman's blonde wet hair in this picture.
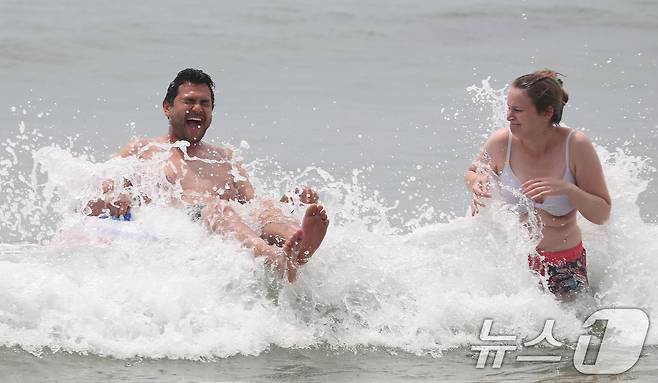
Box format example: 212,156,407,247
512,69,569,124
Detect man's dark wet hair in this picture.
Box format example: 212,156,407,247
163,68,215,109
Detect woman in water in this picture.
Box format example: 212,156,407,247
464,69,611,297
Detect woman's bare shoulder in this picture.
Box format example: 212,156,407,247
570,130,593,146
483,127,510,158
469,128,509,173
488,127,509,145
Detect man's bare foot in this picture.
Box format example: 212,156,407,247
282,204,329,266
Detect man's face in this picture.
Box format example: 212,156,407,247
163,82,213,144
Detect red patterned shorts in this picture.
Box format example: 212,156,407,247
529,243,589,296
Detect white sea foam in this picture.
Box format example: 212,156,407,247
0,137,656,360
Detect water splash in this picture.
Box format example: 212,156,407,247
0,87,656,360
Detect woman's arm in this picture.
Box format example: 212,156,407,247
567,132,611,224
465,128,507,215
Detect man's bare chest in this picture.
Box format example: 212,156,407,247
167,158,239,201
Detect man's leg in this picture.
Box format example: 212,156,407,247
256,200,299,246
255,200,329,265
201,201,298,282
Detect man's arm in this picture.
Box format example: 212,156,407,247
224,147,256,204
235,161,255,203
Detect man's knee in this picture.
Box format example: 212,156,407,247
202,201,238,228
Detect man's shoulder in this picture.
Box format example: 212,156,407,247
201,142,234,160
118,136,168,158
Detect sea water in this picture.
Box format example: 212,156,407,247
1,0,657,381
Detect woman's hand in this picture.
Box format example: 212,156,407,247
522,177,573,203
470,175,492,216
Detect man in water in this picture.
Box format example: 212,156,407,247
86,68,329,282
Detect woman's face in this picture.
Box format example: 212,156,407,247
506,86,551,136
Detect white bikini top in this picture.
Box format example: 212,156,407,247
499,129,576,216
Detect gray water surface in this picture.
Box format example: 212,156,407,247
2,346,657,382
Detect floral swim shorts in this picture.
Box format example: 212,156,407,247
529,242,589,297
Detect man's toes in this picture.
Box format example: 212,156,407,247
290,229,303,246
283,241,292,254
309,204,322,216
283,230,301,253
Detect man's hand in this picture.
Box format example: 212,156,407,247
280,186,319,205
106,193,132,217
86,178,134,218
296,186,318,204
